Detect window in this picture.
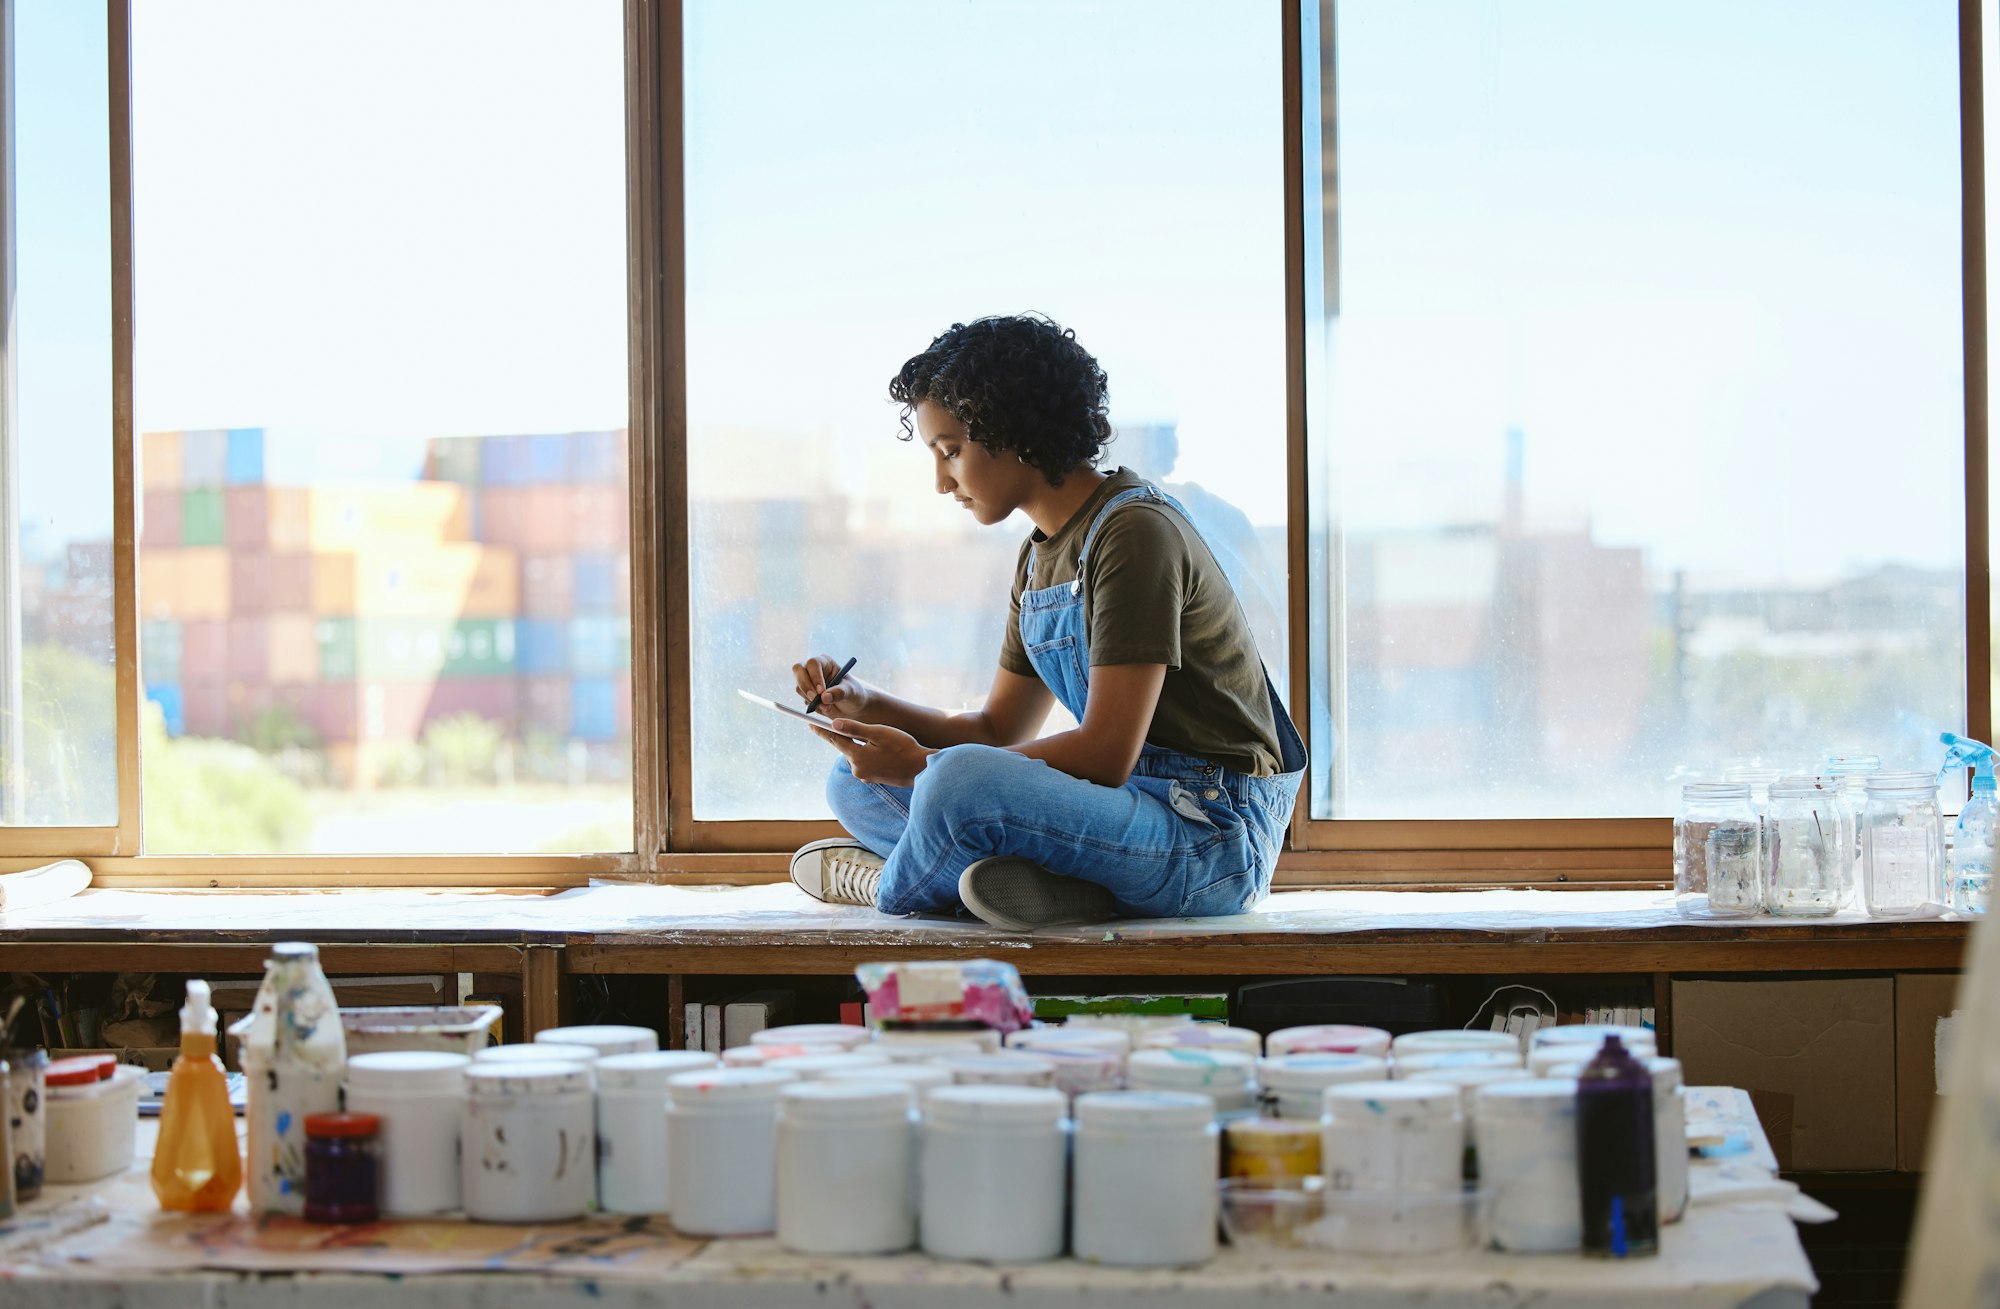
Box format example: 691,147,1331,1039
1305,1,1969,826
129,1,632,854
681,0,1290,829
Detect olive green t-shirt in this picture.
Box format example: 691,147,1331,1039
998,468,1283,777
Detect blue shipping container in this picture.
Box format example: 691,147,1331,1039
572,555,618,612
181,428,229,487
571,677,617,742
146,683,185,737
527,434,570,482
573,430,620,484
568,616,628,676
481,435,530,486
518,619,569,674
225,427,265,483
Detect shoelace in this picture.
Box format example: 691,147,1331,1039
825,855,882,907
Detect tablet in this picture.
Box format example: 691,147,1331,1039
737,689,868,745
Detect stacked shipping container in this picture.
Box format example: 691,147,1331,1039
139,426,630,787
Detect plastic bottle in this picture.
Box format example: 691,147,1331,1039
151,980,243,1211
1575,1036,1657,1258
1940,733,1996,915
243,942,346,1215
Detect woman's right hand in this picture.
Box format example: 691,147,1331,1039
793,655,877,722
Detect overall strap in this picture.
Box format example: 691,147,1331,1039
1070,483,1168,596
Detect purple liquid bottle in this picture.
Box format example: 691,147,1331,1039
1576,1035,1658,1257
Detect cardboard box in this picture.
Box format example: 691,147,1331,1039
1672,977,1896,1171
1896,972,1965,1171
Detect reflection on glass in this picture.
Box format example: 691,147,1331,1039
1309,2,1966,819
684,0,1289,820
2,1,117,827
131,2,631,853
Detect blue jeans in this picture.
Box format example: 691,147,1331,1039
825,743,1296,920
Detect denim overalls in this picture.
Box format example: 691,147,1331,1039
825,481,1309,919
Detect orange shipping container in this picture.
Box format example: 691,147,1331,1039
312,554,359,615
308,484,472,550
226,486,312,551
142,490,183,548
139,551,179,619
142,431,183,491
176,548,233,619
266,613,319,683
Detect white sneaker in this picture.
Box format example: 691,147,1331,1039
789,838,885,907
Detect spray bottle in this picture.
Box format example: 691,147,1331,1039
151,979,242,1211
1939,733,1995,915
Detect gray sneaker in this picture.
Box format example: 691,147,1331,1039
957,857,1117,932
788,838,885,907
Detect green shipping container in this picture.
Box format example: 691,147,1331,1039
358,619,451,681
181,488,225,545
427,436,483,486
442,618,516,677
316,617,357,681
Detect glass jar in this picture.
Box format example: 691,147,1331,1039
1764,780,1844,916
303,1112,380,1223
1821,754,1883,906
1862,772,1942,917
1674,783,1761,918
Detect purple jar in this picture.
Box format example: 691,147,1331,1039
303,1112,380,1223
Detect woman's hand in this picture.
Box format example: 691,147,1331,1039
811,719,932,788
793,654,878,721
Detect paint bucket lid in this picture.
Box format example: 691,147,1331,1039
1127,1048,1256,1089
536,1025,659,1056
878,1040,986,1064
665,1066,796,1103
765,1052,891,1080
1266,1024,1392,1057
1075,1090,1213,1131
1474,1078,1579,1116
1398,1065,1529,1114
1323,1079,1459,1121
1004,1025,1131,1055
753,1024,870,1049
346,1051,471,1093
1137,1025,1264,1057
778,1080,913,1122
1258,1053,1389,1092
822,1062,953,1093
937,1054,1056,1086
477,1043,600,1067
1530,1025,1656,1051
1391,1029,1520,1056
465,1060,592,1096
1644,1056,1683,1092
924,1084,1066,1128
1395,1049,1522,1077
596,1051,718,1092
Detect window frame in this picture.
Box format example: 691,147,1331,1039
0,0,1984,890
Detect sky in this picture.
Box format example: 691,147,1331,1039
10,0,1974,584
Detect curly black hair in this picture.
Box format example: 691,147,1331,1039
888,314,1112,486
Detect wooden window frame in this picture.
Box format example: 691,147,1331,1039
0,0,1986,890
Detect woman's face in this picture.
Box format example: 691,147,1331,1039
915,399,1039,527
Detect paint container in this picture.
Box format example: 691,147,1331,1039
997,1041,1124,1099
240,942,347,1216
535,1024,659,1057
1126,1049,1258,1117
1475,1079,1581,1252
1257,1054,1390,1119
1575,1037,1657,1258
461,1060,595,1223
303,1112,380,1224
596,1051,717,1216
1223,1117,1323,1187
2,1047,47,1202
1005,1025,1132,1057
342,1052,470,1216
1321,1081,1466,1254
937,1054,1057,1088
723,1042,845,1067
1396,1064,1531,1181
876,1040,986,1064
1530,1025,1655,1061
665,1067,796,1235
765,1051,891,1081
776,1081,917,1254
1266,1024,1392,1058
1394,1049,1523,1078
475,1042,601,1070
44,1061,143,1183
1072,1092,1219,1267
1137,1025,1264,1058
1531,1042,1660,1077
919,1086,1068,1262
823,1061,953,1101
878,1023,1002,1056
1390,1029,1519,1059
754,1023,870,1050
1540,1055,1685,1223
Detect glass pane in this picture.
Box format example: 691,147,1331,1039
1,1,117,827
1310,1,1966,820
685,0,1288,820
132,2,631,853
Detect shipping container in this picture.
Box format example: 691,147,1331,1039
139,552,179,619
173,550,232,619
266,613,319,684
180,618,227,679
225,681,276,735
429,676,521,728
572,554,618,613
527,433,570,482
225,427,265,484
141,490,183,548
317,545,521,618
317,617,358,680
567,615,629,676
181,677,229,737
519,486,573,553
571,676,617,742
565,487,628,553
363,681,431,742
181,488,225,546
229,554,272,614
141,620,183,685
221,486,312,551
308,483,472,549
312,554,359,615
476,486,526,547
227,616,268,680
146,682,185,736
360,620,449,681
614,670,632,738
481,434,530,486
522,675,571,731
291,681,360,742
572,430,622,484
517,619,568,675
521,554,574,618
442,619,516,677
142,431,183,491
180,429,229,488
270,552,314,603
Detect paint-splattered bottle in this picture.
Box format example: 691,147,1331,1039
242,942,345,1216
1576,1036,1658,1258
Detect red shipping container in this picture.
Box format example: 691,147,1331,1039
363,681,433,742
478,487,529,548
565,488,628,553
226,617,268,680
429,677,520,728
180,619,228,679
521,554,575,618
523,676,570,731
270,552,314,603
519,486,571,553
182,677,229,737
299,683,360,742
142,490,183,548
230,554,273,614
225,487,267,547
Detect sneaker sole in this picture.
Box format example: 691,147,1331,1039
957,857,1117,932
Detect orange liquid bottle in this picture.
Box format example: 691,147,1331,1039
151,980,242,1211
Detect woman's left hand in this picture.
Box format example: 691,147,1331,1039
811,719,932,788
